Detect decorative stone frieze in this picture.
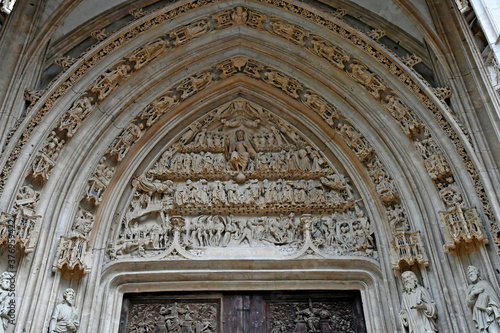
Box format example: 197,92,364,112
439,205,488,253
52,235,92,278
390,231,429,276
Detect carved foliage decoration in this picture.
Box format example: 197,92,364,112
439,205,488,253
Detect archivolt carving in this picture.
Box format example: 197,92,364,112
31,131,65,181
52,235,92,278
1,3,485,249
108,99,375,261
1,2,492,267
0,185,41,255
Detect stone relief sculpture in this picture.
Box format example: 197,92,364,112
49,288,79,333
467,265,500,333
52,235,92,278
0,185,40,254
126,299,219,332
108,99,375,260
399,271,437,333
31,131,65,181
0,272,14,333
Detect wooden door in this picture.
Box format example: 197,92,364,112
120,291,366,332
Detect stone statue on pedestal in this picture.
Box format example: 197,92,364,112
49,288,79,333
399,271,437,333
467,265,500,333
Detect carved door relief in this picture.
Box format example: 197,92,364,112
119,291,366,333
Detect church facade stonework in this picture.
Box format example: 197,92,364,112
0,0,499,332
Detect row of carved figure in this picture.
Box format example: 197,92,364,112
150,145,330,179
126,176,356,220
399,267,500,333
113,209,374,258
1,266,498,332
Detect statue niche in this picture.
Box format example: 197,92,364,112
108,99,376,260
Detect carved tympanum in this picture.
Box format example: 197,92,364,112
109,99,375,260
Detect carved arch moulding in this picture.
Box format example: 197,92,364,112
0,1,495,259
1,1,500,332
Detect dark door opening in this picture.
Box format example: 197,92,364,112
119,290,366,332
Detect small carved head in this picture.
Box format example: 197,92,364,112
0,272,14,290
401,271,419,292
63,288,76,305
236,129,245,141
467,265,481,283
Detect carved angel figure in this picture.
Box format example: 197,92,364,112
399,271,437,333
467,265,500,333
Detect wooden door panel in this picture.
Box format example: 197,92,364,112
120,291,365,333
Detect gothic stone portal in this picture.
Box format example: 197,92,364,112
119,291,366,333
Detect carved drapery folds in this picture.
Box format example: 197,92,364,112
439,205,488,253
390,231,429,276
0,186,40,255
108,99,375,261
53,235,92,279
